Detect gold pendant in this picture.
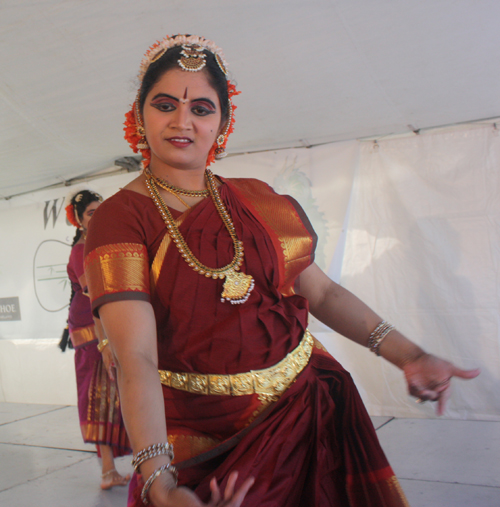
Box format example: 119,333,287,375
221,269,255,304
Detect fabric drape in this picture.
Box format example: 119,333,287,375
85,178,409,506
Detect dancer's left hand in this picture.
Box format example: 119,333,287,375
403,353,480,415
101,346,116,381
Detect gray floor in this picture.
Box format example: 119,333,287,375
0,402,499,506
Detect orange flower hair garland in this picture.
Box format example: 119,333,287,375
123,35,240,169
65,203,80,228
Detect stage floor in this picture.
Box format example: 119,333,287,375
0,402,499,506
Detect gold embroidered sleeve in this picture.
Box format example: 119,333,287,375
84,243,150,313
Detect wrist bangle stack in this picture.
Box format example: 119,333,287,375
368,321,395,356
141,463,178,505
97,338,108,353
132,442,175,473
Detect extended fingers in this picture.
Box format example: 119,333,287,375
229,476,255,506
210,472,254,507
106,361,115,381
209,477,222,505
223,471,239,501
411,379,452,415
452,366,481,379
436,385,451,416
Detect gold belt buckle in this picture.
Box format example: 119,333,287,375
230,372,254,396
208,374,231,395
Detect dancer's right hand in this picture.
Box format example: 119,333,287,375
149,471,255,507
207,472,255,506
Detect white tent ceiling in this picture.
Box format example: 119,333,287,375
1,0,499,199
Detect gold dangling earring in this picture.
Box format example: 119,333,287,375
214,134,227,160
137,127,149,150
214,100,232,160
134,95,149,150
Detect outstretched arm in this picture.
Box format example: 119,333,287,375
296,263,480,415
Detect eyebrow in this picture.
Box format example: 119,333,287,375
151,93,179,102
151,93,217,109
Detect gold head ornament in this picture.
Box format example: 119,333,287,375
138,35,229,83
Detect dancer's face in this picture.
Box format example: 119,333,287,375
81,201,100,230
142,68,223,172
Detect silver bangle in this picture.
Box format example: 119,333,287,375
368,320,395,356
141,463,178,505
132,442,174,472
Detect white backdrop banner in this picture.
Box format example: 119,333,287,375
0,171,137,404
0,130,498,421
0,172,137,341
338,125,500,420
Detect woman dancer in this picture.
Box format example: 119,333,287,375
66,190,130,489
84,35,479,506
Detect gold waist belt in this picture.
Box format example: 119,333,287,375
158,330,313,398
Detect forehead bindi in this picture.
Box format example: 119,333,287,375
151,69,219,103
179,87,188,104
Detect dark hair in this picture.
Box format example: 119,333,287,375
138,45,229,123
60,190,101,352
71,190,101,228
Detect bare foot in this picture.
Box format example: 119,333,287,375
101,468,131,490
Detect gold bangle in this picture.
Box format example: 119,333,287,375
97,338,109,353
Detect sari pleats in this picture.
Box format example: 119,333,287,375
129,348,409,507
75,339,130,456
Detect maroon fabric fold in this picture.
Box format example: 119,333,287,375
130,349,407,507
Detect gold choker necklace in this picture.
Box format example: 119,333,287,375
144,167,209,198
145,169,255,304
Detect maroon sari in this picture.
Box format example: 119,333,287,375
85,178,409,506
67,243,130,455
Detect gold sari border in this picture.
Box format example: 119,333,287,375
167,434,221,464
150,209,190,294
150,233,172,295
70,325,96,348
225,178,316,296
159,330,313,399
84,243,150,303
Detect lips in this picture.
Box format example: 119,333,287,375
167,137,193,148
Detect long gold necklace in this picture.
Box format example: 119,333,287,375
145,169,255,304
